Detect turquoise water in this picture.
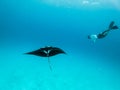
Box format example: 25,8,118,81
0,0,120,90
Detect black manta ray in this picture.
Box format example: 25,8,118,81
26,46,66,71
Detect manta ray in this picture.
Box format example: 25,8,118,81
26,46,66,71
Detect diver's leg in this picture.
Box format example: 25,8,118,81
101,29,110,36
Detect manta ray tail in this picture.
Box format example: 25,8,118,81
48,57,53,72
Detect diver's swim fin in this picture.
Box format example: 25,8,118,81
109,21,119,30
111,26,119,29
109,21,114,29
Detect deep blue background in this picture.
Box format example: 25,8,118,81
0,0,120,90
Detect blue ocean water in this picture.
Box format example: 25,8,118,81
0,0,120,90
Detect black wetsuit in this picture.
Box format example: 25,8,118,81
97,29,110,39
97,21,119,39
